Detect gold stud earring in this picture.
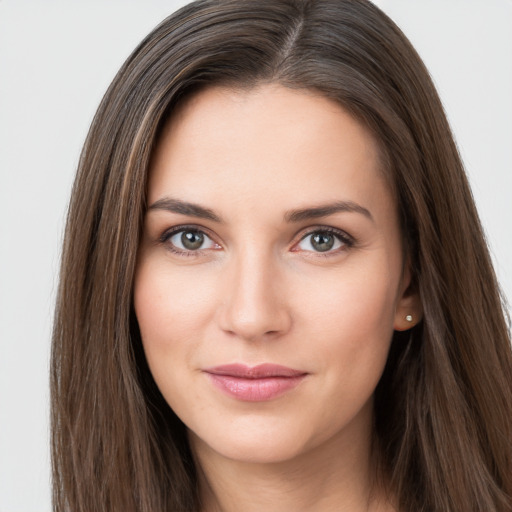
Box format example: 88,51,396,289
405,314,413,322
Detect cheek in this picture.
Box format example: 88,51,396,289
133,258,217,377
295,262,398,386
300,262,398,337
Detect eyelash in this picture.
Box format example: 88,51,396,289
159,225,219,257
295,227,354,257
159,225,355,257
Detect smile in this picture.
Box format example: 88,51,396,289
203,364,308,402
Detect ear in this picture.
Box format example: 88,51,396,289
394,264,423,331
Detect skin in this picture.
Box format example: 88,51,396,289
134,84,421,512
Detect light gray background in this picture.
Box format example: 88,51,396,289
1,1,510,510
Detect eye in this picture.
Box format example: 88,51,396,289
295,229,352,253
163,228,220,253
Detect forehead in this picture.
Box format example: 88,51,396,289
148,84,393,219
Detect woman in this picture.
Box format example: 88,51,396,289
51,0,512,511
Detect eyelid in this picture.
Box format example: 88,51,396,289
291,226,354,253
157,224,354,256
159,224,222,254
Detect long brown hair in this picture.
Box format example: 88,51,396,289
51,1,512,510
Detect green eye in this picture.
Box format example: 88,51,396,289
180,231,204,250
297,230,350,253
167,229,217,252
310,233,335,252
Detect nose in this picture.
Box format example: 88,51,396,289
217,249,292,342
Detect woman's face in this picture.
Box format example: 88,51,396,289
134,84,418,464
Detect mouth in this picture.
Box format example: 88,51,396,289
203,364,308,402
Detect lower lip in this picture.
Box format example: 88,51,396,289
205,374,306,401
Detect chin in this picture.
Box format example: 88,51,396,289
189,422,314,465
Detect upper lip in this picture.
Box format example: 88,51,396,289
203,363,306,379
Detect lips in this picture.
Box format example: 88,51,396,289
203,364,307,402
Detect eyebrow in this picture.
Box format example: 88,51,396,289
284,201,374,223
148,197,373,224
148,197,223,222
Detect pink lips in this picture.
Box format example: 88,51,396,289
203,364,307,402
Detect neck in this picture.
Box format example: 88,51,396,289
190,404,395,512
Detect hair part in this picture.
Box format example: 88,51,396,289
51,1,512,510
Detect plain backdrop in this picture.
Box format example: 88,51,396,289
0,1,511,510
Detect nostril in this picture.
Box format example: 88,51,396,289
218,310,292,342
